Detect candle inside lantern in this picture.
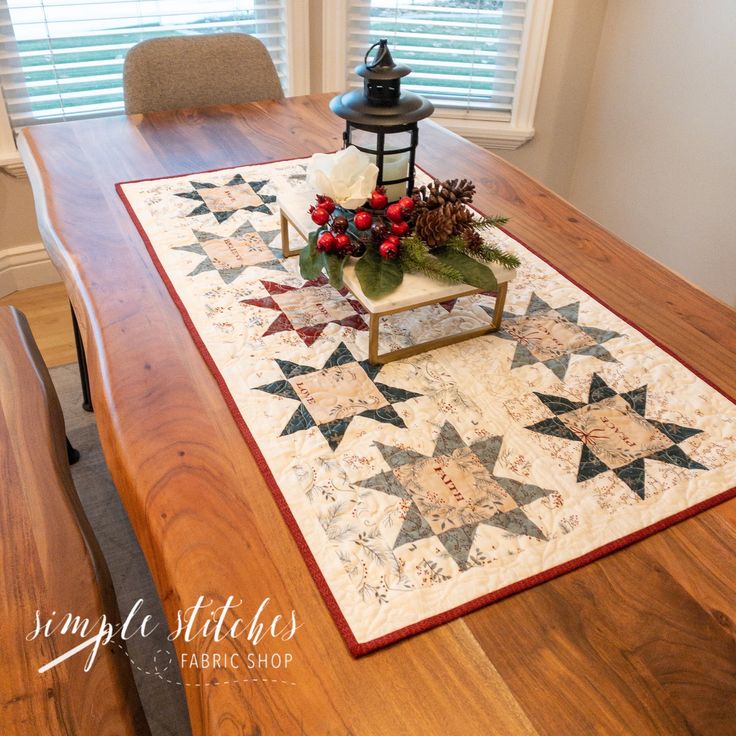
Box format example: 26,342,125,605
379,152,410,203
351,127,412,203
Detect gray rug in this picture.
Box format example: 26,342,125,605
51,364,192,736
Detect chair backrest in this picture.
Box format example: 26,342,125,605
0,306,150,736
123,32,284,114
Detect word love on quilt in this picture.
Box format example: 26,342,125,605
117,155,736,657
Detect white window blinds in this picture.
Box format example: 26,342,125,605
0,0,288,128
346,0,528,117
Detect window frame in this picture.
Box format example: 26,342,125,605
0,0,311,175
321,0,554,150
0,90,17,169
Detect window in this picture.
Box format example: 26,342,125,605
322,0,553,149
0,0,308,164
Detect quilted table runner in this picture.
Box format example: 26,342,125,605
118,158,736,656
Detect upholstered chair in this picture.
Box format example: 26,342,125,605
0,306,151,735
123,32,284,114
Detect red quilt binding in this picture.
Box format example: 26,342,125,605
115,157,736,657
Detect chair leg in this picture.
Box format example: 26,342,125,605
66,437,80,465
70,302,93,413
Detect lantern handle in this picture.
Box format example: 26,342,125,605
364,39,389,70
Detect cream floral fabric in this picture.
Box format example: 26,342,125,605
118,159,736,651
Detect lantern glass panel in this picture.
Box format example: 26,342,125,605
350,128,413,202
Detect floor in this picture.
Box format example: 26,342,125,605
0,282,76,367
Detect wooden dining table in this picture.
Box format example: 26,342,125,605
19,93,736,736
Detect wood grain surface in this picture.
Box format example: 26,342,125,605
0,306,150,736
18,94,736,736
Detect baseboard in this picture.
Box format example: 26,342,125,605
0,242,61,298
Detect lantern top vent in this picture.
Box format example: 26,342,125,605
355,39,411,83
330,39,434,127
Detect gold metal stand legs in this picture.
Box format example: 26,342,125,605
280,211,297,258
367,282,508,364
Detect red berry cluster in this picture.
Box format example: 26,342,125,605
371,192,414,260
308,193,334,226
308,189,416,261
310,195,355,256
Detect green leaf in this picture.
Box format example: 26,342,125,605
325,252,347,289
299,230,323,281
433,248,498,291
355,248,404,299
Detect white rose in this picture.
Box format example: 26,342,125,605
306,146,379,210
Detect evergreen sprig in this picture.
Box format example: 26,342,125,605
400,235,464,282
404,256,464,283
466,241,521,270
444,235,469,252
399,234,431,262
473,214,510,230
443,234,521,270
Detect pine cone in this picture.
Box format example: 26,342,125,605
414,206,455,248
411,183,435,212
447,202,475,235
443,178,476,204
412,180,445,211
462,229,485,253
412,178,477,211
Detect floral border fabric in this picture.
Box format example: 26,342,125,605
118,159,736,653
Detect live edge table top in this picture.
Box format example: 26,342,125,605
18,94,736,736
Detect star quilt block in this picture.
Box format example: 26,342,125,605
175,174,276,223
526,374,707,498
492,292,623,379
362,422,554,570
254,342,422,450
174,223,283,283
242,277,367,346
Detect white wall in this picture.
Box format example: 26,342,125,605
500,0,608,196
0,172,54,296
568,0,736,307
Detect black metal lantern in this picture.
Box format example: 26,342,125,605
330,39,434,203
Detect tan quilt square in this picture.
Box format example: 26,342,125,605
274,286,357,329
505,312,596,361
561,395,672,469
198,184,263,212
289,364,388,424
202,234,272,269
395,448,517,535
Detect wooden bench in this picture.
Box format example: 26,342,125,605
0,306,150,735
